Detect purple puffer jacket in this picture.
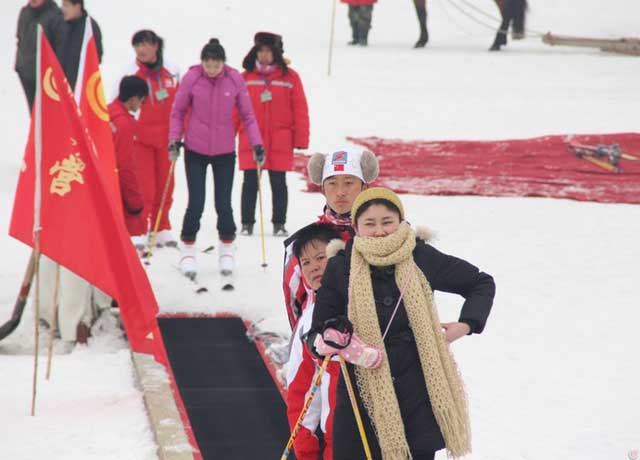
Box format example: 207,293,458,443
169,64,262,156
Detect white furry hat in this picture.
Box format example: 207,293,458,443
307,148,379,186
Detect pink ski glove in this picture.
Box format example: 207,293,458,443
314,328,384,369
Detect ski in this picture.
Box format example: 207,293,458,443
570,142,640,162
220,270,234,291
172,265,209,294
569,144,621,172
574,151,620,172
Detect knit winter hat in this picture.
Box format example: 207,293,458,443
307,148,379,185
351,187,405,222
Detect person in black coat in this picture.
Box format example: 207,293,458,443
309,187,495,460
14,0,66,110
60,0,103,90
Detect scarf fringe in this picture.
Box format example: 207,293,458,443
436,407,472,459
380,445,413,460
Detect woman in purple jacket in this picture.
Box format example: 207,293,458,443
169,38,264,281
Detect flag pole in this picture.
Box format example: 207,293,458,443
328,0,338,76
46,263,60,380
31,25,44,417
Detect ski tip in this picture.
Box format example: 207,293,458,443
196,286,209,294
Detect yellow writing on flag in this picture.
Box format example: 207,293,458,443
49,153,86,196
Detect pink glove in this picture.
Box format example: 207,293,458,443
314,328,384,369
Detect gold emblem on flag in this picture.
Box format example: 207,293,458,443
43,67,61,102
86,71,109,122
49,153,86,196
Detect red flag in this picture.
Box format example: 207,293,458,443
9,27,164,361
75,17,122,214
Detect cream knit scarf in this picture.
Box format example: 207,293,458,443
348,222,471,460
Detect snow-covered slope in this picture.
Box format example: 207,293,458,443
1,0,638,459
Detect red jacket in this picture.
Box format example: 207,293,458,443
236,65,309,172
108,100,144,215
341,0,377,5
115,59,180,148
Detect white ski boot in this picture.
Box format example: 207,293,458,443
179,243,197,281
218,240,235,290
155,229,178,248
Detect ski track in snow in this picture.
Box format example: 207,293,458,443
1,0,639,459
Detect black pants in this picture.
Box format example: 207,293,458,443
18,73,35,112
181,150,236,242
240,169,287,225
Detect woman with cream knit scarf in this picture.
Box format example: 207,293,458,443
309,187,495,460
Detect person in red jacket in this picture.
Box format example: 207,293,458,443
282,148,380,460
237,32,309,237
108,75,148,243
114,29,180,249
342,0,377,46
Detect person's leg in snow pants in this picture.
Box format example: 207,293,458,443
241,169,288,226
181,150,237,242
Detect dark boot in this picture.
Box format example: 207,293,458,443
241,223,254,236
273,223,289,237
489,29,507,51
414,7,429,48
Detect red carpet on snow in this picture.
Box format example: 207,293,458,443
293,133,640,204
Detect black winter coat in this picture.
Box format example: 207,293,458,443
59,13,103,90
310,237,495,460
15,0,65,82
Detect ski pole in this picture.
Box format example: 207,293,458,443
339,356,373,460
327,0,337,76
45,263,60,380
256,164,268,269
146,157,177,258
279,355,331,460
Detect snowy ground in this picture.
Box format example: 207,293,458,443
1,0,639,459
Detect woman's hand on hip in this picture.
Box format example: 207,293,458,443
441,322,470,344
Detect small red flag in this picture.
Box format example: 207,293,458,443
9,27,164,361
75,17,122,214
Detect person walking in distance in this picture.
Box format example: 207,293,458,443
237,32,309,237
342,0,377,46
115,29,180,250
169,39,263,282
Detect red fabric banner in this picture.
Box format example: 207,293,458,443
76,18,122,214
9,29,164,361
294,133,640,204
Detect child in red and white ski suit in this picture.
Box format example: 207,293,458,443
285,223,344,460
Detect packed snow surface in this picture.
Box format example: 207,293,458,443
0,0,638,459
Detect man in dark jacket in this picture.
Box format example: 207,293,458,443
15,0,65,110
60,0,103,90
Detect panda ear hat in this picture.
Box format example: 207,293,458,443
307,149,379,186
